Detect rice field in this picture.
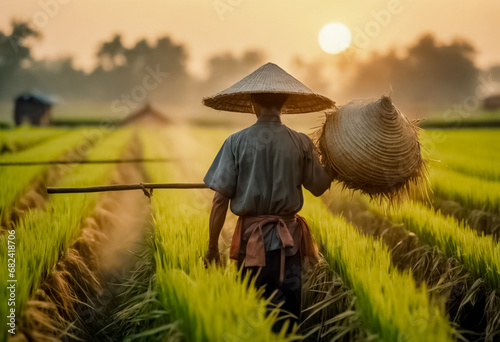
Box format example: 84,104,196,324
0,125,499,341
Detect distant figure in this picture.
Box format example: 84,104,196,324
483,94,500,110
14,94,52,126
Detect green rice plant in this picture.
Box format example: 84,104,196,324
372,199,500,340
302,193,455,342
421,129,500,181
372,200,500,290
429,167,500,214
321,184,500,340
0,129,100,224
433,153,500,183
0,126,67,153
137,127,295,341
300,260,363,341
422,129,500,161
0,129,132,340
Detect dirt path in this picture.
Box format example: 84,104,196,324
98,166,150,274
69,134,152,341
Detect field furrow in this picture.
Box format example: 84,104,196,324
322,186,492,338
2,124,498,341
302,193,454,342
0,128,133,340
372,201,500,290
369,200,500,340
429,167,500,215
0,129,103,227
0,127,67,154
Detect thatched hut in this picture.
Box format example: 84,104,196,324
14,94,53,126
121,103,172,126
483,95,500,110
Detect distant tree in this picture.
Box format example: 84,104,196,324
201,50,264,95
488,65,500,83
291,57,331,95
0,21,39,99
404,34,478,103
28,57,88,100
88,34,190,104
96,34,125,70
341,34,479,106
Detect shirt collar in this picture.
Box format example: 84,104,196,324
257,115,282,123
256,108,282,123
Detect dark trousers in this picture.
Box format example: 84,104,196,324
238,250,302,334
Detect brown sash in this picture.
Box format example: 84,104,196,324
230,214,319,284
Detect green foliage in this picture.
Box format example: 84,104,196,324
0,21,39,97
0,129,132,340
0,126,67,153
429,168,500,214
0,125,497,340
0,129,99,224
302,193,454,342
420,129,500,214
374,201,500,290
423,129,500,182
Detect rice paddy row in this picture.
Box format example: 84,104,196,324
0,129,102,226
0,126,67,154
303,193,454,341
0,128,132,340
371,201,500,290
0,126,498,341
422,129,500,214
138,127,454,341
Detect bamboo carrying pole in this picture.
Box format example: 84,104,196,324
47,183,209,195
0,158,174,167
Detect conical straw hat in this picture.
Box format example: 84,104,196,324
317,96,427,201
202,62,335,114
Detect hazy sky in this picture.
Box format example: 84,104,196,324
2,0,499,77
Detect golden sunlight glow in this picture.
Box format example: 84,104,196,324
318,22,352,54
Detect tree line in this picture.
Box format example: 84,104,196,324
0,20,498,111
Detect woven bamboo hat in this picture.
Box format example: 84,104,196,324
318,96,426,201
202,62,335,114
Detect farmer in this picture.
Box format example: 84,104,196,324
202,62,335,332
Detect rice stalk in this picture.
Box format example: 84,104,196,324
302,192,455,342
432,196,499,240
0,126,67,154
300,259,364,341
0,129,133,340
0,129,101,228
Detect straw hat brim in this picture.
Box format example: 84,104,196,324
202,62,335,114
203,91,335,114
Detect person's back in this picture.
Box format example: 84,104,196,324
205,114,331,217
202,63,335,334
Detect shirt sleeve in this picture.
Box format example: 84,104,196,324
301,134,333,197
203,136,237,198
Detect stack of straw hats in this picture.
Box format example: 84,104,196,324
202,62,335,114
318,96,426,201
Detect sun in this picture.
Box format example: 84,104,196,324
318,22,352,54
